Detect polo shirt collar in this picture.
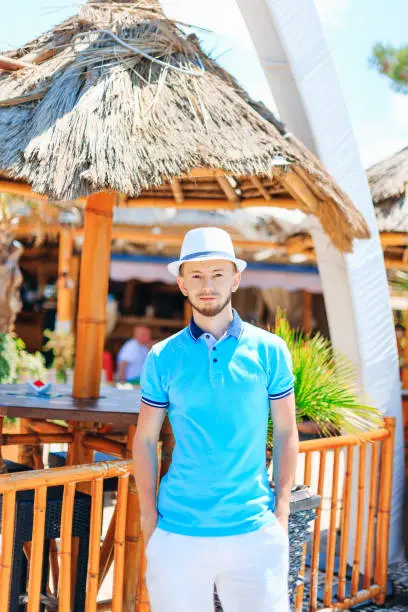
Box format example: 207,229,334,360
189,309,242,341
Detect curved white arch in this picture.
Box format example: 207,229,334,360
235,0,404,562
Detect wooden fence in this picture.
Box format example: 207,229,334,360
0,417,396,611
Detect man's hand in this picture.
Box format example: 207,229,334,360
142,512,158,548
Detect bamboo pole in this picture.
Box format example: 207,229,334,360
298,426,388,452
73,191,115,399
82,434,126,458
373,418,396,604
404,311,408,390
0,417,7,474
363,442,380,589
27,486,47,612
350,444,366,596
99,507,117,588
57,228,74,331
309,450,327,611
69,254,80,332
319,585,382,610
0,460,134,494
123,424,142,611
0,432,72,446
323,448,341,607
295,451,312,610
58,481,76,612
0,491,16,611
28,419,68,434
338,446,354,601
86,478,104,612
112,474,130,612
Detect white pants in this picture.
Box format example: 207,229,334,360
146,522,290,612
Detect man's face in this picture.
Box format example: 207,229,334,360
177,259,241,317
134,326,151,345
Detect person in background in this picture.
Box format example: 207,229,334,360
117,325,151,384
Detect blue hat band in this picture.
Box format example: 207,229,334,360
180,250,235,262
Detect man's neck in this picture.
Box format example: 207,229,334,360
192,305,234,340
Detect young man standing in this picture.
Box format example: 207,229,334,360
133,227,299,611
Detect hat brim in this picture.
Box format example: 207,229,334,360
168,254,247,277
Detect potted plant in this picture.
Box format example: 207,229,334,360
271,310,382,441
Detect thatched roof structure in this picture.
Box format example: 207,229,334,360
367,146,408,232
0,0,369,252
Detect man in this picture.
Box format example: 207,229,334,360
117,325,150,383
133,227,298,611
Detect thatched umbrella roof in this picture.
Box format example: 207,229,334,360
367,146,408,232
0,0,369,252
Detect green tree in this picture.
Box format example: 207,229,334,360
371,43,408,93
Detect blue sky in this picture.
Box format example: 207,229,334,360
1,0,407,168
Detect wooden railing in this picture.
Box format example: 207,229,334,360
0,417,396,611
291,417,395,611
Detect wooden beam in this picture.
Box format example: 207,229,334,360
380,233,408,247
384,258,408,271
170,178,184,204
250,176,271,200
280,170,321,213
285,234,314,254
217,176,240,203
0,54,34,72
73,192,115,399
302,290,312,333
75,227,285,253
125,197,297,210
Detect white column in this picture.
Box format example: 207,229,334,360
235,0,404,562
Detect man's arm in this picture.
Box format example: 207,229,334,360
270,392,299,531
133,402,166,545
117,360,128,382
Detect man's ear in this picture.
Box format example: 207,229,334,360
177,275,188,296
232,271,241,293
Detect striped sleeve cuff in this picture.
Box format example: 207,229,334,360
141,396,169,409
268,387,294,400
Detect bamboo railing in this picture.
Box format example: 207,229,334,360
292,417,395,611
0,418,396,611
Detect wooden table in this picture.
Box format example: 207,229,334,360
0,383,141,425
0,383,149,611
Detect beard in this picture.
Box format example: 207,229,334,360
188,292,232,317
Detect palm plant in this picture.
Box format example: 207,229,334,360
267,310,382,442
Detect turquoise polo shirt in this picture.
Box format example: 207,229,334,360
140,310,295,537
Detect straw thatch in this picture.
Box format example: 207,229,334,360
0,0,369,251
367,146,408,232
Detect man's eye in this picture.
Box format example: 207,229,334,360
214,273,223,278
192,274,201,279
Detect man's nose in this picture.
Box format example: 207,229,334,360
202,277,213,290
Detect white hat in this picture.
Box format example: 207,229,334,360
167,227,247,277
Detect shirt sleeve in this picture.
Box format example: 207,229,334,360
268,338,295,401
140,349,169,409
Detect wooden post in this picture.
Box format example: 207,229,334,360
73,192,115,399
56,228,73,332
373,417,396,604
403,311,408,389
69,254,80,332
123,424,142,611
